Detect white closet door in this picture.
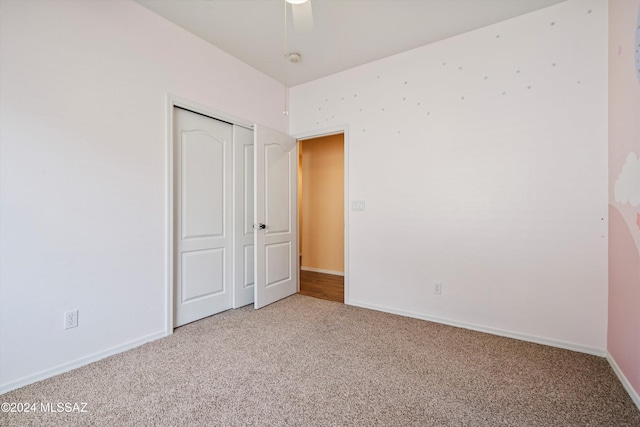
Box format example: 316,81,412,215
232,125,255,308
174,107,233,326
254,124,298,309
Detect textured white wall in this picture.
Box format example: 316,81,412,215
0,0,286,390
290,0,608,351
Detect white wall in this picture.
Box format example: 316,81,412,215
290,0,608,352
0,0,287,391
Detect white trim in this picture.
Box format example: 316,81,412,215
169,94,254,129
296,127,345,141
348,299,606,357
165,93,174,335
607,352,640,410
301,266,344,276
0,330,167,395
292,124,350,304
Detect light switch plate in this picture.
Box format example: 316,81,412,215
351,200,365,211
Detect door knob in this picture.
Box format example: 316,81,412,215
253,223,266,230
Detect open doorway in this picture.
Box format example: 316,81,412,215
298,133,345,303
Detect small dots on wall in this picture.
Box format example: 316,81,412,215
303,11,588,133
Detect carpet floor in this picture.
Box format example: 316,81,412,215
1,295,639,426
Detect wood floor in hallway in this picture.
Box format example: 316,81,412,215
299,270,344,303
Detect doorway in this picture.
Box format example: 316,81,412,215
298,133,345,303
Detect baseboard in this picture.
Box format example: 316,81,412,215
347,300,606,357
607,352,640,410
300,266,344,276
0,330,167,395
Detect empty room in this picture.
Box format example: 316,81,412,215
1,0,639,425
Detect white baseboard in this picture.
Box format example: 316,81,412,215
347,299,606,357
607,352,640,410
300,266,344,276
0,330,167,395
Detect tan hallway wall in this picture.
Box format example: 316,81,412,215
300,134,344,273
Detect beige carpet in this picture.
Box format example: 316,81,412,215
2,295,639,426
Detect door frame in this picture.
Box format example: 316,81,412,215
165,94,254,335
293,124,350,304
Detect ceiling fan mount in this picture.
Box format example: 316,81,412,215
286,0,314,33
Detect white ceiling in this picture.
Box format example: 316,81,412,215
135,0,566,87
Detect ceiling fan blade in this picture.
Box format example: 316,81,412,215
291,0,314,33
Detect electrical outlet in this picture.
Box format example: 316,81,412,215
433,282,442,295
64,310,78,329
